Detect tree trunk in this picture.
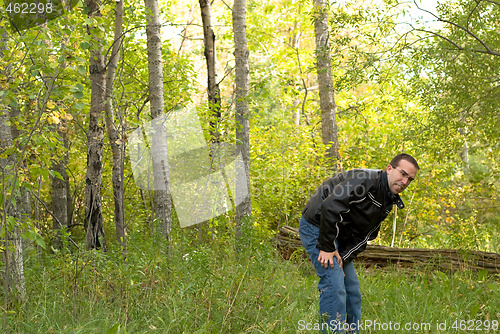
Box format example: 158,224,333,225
104,0,126,253
145,0,172,240
51,128,71,248
0,110,29,300
199,0,222,140
47,34,72,248
0,30,26,303
232,0,251,236
0,109,27,302
84,0,106,250
313,0,341,172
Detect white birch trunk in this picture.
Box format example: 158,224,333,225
232,0,251,230
145,0,172,240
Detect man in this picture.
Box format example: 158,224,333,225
299,153,419,333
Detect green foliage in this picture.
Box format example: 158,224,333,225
0,1,499,331
2,221,317,333
2,226,499,333
250,117,331,229
384,0,500,252
233,0,500,252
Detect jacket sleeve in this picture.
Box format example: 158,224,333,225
317,171,372,252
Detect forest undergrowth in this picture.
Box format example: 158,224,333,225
2,220,499,334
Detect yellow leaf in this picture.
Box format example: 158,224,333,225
48,116,60,125
61,113,73,121
47,101,56,109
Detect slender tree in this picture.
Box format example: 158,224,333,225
48,34,73,248
0,30,27,303
0,110,28,302
104,0,127,252
232,0,251,233
199,0,222,140
51,125,72,246
312,0,341,172
145,0,172,240
84,0,107,250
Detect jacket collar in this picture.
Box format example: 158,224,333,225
381,171,405,209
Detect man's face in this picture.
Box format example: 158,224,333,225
386,159,418,194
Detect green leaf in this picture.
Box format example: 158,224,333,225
24,229,36,241
49,170,64,181
35,234,46,249
70,83,84,92
80,42,90,50
73,91,84,99
8,99,18,108
107,323,120,334
23,230,46,249
77,65,87,75
30,167,50,181
4,216,16,233
71,83,85,99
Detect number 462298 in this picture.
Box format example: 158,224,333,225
6,1,54,14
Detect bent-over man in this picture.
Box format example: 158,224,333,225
299,153,419,333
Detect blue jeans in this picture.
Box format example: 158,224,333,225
299,216,361,333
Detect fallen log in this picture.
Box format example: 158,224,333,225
273,225,500,274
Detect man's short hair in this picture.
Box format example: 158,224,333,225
390,153,420,170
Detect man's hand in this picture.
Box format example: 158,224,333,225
318,250,343,269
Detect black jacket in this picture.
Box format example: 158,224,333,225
302,169,404,263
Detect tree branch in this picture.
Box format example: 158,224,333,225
414,28,500,57
481,0,500,6
413,0,499,56
466,1,481,29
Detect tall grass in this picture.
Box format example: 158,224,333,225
360,266,499,333
2,222,499,333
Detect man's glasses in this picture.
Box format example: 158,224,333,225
394,167,415,183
